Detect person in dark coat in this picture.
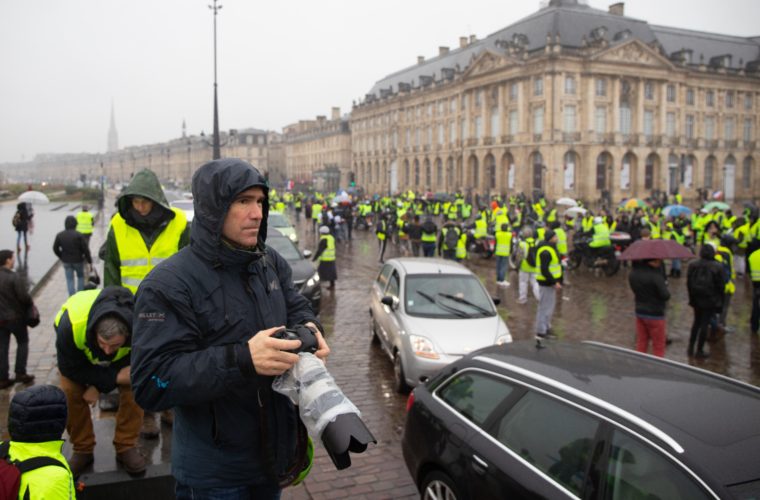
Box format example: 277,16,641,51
0,249,35,389
686,244,725,358
313,225,337,289
53,215,93,296
13,202,33,251
131,158,329,498
628,259,670,357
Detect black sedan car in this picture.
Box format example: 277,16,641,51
266,229,321,315
402,340,760,499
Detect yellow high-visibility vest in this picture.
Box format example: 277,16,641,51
535,245,562,281
111,207,187,294
320,234,335,262
76,211,94,235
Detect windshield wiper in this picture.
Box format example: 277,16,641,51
416,290,436,303
437,293,492,315
417,290,469,317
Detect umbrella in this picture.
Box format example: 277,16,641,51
619,198,648,210
618,239,696,261
18,190,50,204
556,197,577,207
703,201,729,212
332,192,350,204
712,191,723,200
564,206,587,217
663,204,692,218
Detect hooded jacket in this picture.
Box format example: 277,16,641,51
55,286,134,393
53,216,92,264
104,169,190,287
131,158,317,489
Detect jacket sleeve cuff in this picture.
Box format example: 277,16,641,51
233,343,256,377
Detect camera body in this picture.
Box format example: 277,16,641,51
273,325,318,354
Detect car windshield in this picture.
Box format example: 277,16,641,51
405,274,495,318
266,236,302,261
268,212,290,228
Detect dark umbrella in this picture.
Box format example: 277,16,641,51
618,239,696,261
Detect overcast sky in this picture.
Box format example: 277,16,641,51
0,0,757,163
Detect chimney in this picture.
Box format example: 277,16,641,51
331,107,341,120
417,55,425,65
460,36,468,48
469,34,477,44
439,46,450,56
609,2,624,15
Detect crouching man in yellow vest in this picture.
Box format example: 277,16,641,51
54,286,145,478
102,168,189,438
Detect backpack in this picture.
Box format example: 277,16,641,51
688,263,715,299
0,442,68,500
444,227,460,249
525,242,538,268
12,211,22,230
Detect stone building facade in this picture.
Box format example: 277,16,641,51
283,107,352,192
352,0,760,203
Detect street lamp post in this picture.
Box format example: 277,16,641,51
210,0,222,160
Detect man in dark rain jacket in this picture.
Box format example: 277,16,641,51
55,286,145,477
103,168,189,435
131,159,329,499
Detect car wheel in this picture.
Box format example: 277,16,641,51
421,471,461,500
370,316,380,346
394,352,411,394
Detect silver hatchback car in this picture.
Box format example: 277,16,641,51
370,258,512,393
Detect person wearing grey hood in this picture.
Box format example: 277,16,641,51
131,159,329,498
102,168,189,436
53,215,92,296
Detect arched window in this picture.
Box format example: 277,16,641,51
414,159,420,187
532,151,544,191
404,160,410,185
704,156,715,189
424,159,432,188
621,152,635,190
447,157,454,189
484,154,496,190
435,158,443,188
469,155,480,189
743,156,754,190
596,152,612,190
502,153,515,190
645,154,658,190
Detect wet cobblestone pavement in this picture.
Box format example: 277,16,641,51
2,205,758,499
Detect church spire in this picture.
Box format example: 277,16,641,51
107,100,119,152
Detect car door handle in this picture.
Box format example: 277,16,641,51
471,454,488,475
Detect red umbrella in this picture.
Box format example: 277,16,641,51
618,239,695,261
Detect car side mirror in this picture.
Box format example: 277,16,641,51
492,297,501,306
303,249,313,258
380,296,398,310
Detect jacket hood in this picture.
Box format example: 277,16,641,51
117,169,171,218
86,286,135,349
8,385,67,442
64,215,77,230
190,158,269,264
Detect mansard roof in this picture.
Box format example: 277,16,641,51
365,1,759,102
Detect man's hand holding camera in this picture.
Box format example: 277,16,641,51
248,324,330,376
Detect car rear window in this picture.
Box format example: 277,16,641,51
269,213,290,227
438,371,514,427
266,237,302,261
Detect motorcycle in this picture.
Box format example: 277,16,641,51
566,232,621,277
466,229,495,258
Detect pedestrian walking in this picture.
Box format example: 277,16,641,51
535,230,562,339
54,286,146,478
686,245,725,358
407,215,423,257
628,259,670,357
76,204,95,248
130,158,329,498
0,249,36,389
748,241,760,335
1,385,75,498
12,202,33,251
102,168,189,437
495,223,512,287
313,225,337,289
517,228,540,304
53,215,93,296
376,213,389,263
420,217,437,257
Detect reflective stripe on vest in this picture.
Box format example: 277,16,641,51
555,228,568,255
455,234,467,259
495,231,512,257
76,211,94,234
474,218,488,238
590,223,611,248
421,231,437,242
54,289,130,365
111,207,187,294
535,245,562,281
320,235,335,262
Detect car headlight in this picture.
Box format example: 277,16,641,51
495,331,513,345
410,335,439,360
306,272,320,288
289,233,298,242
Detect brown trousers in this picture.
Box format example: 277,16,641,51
60,374,143,454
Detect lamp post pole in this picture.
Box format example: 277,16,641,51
210,0,222,160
